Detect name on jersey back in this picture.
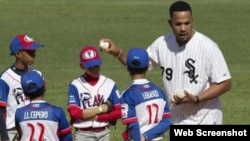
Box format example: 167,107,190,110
142,90,159,100
24,111,48,120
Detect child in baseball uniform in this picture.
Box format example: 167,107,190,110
67,46,122,141
0,34,44,141
121,48,171,141
15,70,73,141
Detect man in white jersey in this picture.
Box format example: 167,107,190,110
100,0,231,125
15,70,73,141
121,48,171,141
0,34,44,140
67,46,121,141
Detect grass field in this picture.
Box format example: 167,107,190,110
0,0,250,140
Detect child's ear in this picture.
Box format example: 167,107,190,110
15,52,22,58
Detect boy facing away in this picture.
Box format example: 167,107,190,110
121,48,171,141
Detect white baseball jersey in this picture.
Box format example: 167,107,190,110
0,67,41,129
147,31,231,124
67,74,120,128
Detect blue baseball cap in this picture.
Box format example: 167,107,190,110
80,46,102,69
10,34,44,55
126,47,149,69
21,70,45,94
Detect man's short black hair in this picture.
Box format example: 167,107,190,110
169,1,192,17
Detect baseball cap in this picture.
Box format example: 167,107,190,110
126,47,149,69
10,34,44,55
21,70,45,94
80,46,102,69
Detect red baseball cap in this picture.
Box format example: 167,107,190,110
80,46,102,69
9,34,44,55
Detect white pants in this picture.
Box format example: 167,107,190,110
74,128,110,141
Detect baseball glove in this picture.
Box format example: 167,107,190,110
104,100,114,113
104,100,117,126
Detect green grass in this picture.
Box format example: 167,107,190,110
0,0,250,140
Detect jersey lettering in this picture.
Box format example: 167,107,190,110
184,58,198,84
13,87,28,105
80,92,104,108
80,92,91,109
161,66,173,81
93,94,104,107
146,103,159,124
27,122,45,141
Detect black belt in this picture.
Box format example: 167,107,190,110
78,127,106,132
7,127,16,131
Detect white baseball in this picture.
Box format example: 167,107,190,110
170,95,176,103
175,89,186,99
99,40,110,49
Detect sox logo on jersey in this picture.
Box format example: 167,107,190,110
184,58,198,84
